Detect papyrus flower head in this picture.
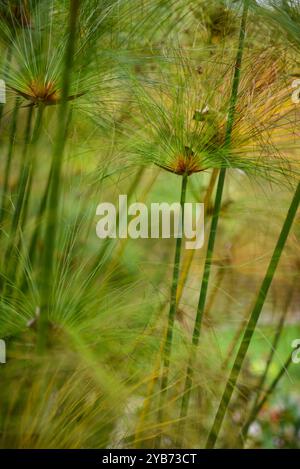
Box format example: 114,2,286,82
131,51,300,183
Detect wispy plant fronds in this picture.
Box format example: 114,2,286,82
253,0,300,52
0,1,134,109
130,51,300,182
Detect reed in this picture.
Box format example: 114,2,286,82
0,96,20,225
177,0,250,441
206,182,300,448
156,172,188,445
0,0,299,451
37,0,81,352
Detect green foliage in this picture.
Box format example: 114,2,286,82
0,0,299,450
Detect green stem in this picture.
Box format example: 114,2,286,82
22,164,53,288
156,172,188,447
37,0,81,352
206,181,300,448
177,0,250,442
2,106,34,274
0,97,20,226
1,107,33,297
20,106,71,291
2,104,45,293
21,108,73,291
6,105,46,294
18,105,45,231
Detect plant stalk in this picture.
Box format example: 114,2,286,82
21,108,73,291
0,97,20,226
206,181,300,448
2,106,34,278
176,168,219,304
1,103,46,296
37,0,81,352
18,105,45,232
177,0,250,441
156,172,188,446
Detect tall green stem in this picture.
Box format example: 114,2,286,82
206,182,300,448
177,0,250,441
156,172,188,446
22,165,52,288
21,108,73,290
18,105,45,231
1,104,45,293
37,0,81,352
2,106,34,275
0,97,20,226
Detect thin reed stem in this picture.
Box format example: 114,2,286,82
37,0,81,352
2,106,34,277
21,108,73,291
19,105,45,231
177,0,250,443
206,181,300,448
0,97,20,226
21,165,52,288
176,168,218,304
156,172,188,447
1,104,45,294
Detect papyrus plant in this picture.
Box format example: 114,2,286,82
131,28,300,445
204,0,300,449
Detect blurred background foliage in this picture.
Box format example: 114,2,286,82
0,0,299,449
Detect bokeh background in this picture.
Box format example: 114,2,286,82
0,0,299,449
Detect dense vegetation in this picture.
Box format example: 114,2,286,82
0,0,299,449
